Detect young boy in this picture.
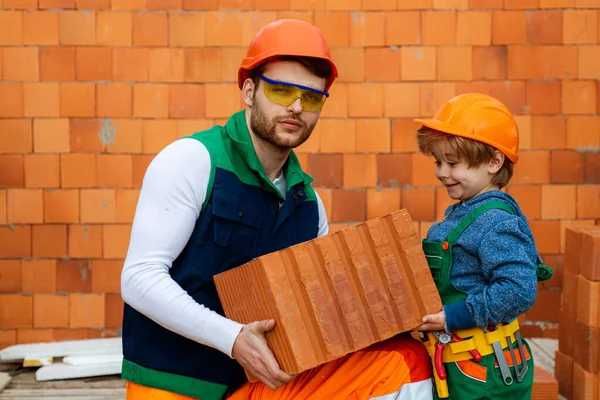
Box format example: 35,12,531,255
413,93,552,399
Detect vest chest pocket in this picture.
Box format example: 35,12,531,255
211,187,261,260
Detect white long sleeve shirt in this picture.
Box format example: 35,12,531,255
121,137,329,359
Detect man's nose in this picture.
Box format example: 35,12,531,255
286,97,303,114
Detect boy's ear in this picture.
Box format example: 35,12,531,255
488,151,504,174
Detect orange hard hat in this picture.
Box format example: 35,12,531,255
238,19,338,91
414,93,520,163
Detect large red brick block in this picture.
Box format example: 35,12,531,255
555,350,574,400
531,366,559,400
214,209,442,376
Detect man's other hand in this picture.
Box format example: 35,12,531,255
231,319,293,390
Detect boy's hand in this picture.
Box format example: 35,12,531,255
415,310,447,332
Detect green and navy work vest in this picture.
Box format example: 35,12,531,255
121,110,321,399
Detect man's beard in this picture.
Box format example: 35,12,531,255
250,96,316,150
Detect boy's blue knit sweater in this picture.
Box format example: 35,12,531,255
425,190,540,333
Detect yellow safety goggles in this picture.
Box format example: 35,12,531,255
258,74,329,113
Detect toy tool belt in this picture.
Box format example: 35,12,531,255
425,319,520,363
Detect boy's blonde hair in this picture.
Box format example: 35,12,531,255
417,126,514,188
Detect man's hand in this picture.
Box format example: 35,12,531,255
231,319,293,391
414,310,447,332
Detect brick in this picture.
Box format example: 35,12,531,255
7,188,42,224
567,116,600,151
342,154,378,188
331,189,366,222
526,81,561,115
515,115,531,150
562,271,579,316
434,0,467,8
580,46,600,79
492,11,526,45
587,153,600,183
204,11,242,46
580,227,600,280
39,0,74,7
77,0,111,8
59,11,96,45
0,11,23,46
96,83,132,118
347,83,384,117
531,367,559,400
0,191,5,225
33,118,69,153
531,116,566,150
214,209,442,376
59,82,95,117
529,220,560,254
52,328,89,342
91,260,122,293
573,321,600,373
558,308,576,357
17,329,54,345
33,294,68,328
572,362,600,400
0,120,32,154
69,118,104,152
56,260,91,292
420,82,457,117
422,11,456,45
69,293,105,328
316,119,355,153
103,224,131,259
148,48,184,82
147,0,182,9
0,261,20,293
401,46,436,81
132,155,154,188
0,155,24,188
0,295,32,328
401,188,435,221
512,151,550,184
540,0,575,6
23,11,58,46
276,11,314,23
435,189,455,220
2,47,38,81
0,225,31,258
527,288,561,322
326,0,360,10
508,45,578,80
105,293,124,328
578,186,600,220
437,46,473,81
527,11,563,45
133,84,169,118
391,119,420,153
132,12,167,46
23,83,59,117
377,154,413,188
563,80,597,115
24,154,59,188
106,119,142,154
561,220,596,255
563,10,599,44
4,0,37,8
469,0,502,8
141,120,178,154
68,224,103,258
61,153,97,188
565,227,583,274
473,46,507,80
366,188,400,220
111,0,145,9
112,48,149,82
412,153,440,186
355,119,390,153
241,12,278,46
96,154,132,188
80,189,116,223
184,48,221,83
168,12,205,47
40,47,75,81
577,275,600,327
21,260,56,294
76,47,111,81
506,185,541,219
550,151,585,184
365,48,401,82
0,330,17,350
169,84,205,118
350,12,385,46
385,11,421,46
456,11,491,45
330,47,365,83
96,11,131,46
44,189,79,223
0,83,23,118
384,83,421,118
308,154,342,188
33,225,67,258
320,83,348,118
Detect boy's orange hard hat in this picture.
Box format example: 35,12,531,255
238,19,338,91
414,93,520,163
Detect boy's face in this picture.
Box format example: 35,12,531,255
430,141,500,202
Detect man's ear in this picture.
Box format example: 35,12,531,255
488,151,505,174
242,78,255,107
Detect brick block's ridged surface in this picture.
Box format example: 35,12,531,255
531,366,559,400
215,209,441,375
557,227,600,399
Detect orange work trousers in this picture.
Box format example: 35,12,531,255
126,334,433,400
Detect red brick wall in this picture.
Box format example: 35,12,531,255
0,0,599,348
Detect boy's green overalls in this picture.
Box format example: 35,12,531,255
421,202,540,400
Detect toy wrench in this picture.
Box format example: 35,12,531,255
485,325,513,386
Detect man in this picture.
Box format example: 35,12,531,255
121,19,433,400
